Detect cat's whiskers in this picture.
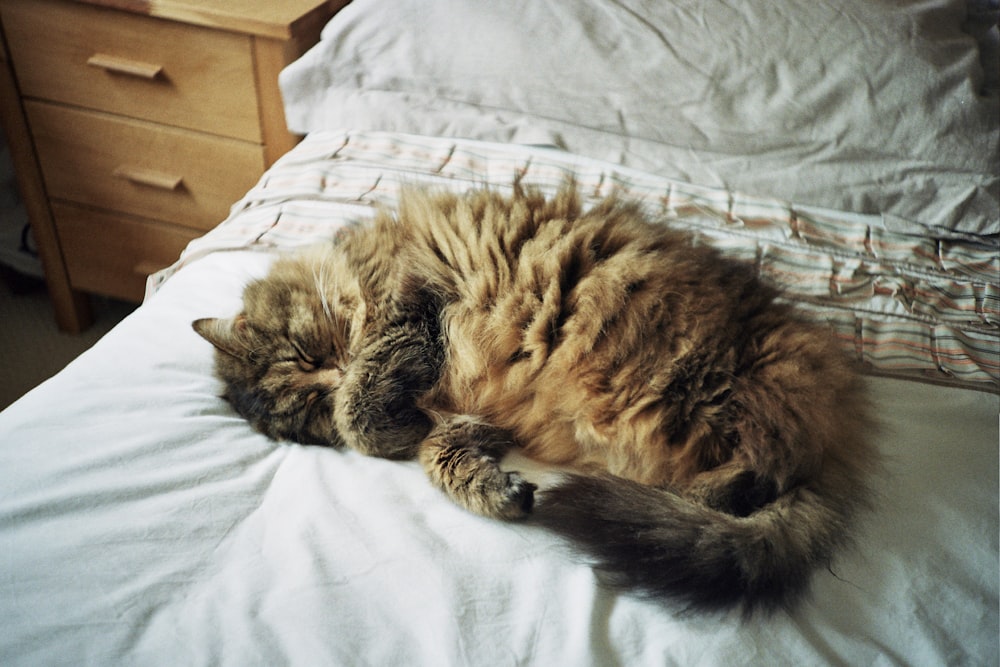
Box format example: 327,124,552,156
311,253,352,361
312,259,335,324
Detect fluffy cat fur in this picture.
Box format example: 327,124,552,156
194,184,876,613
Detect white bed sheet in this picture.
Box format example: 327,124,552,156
2,0,996,659
1,249,997,666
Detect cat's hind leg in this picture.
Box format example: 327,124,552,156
419,417,536,520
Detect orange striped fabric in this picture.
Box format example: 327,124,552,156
151,131,998,392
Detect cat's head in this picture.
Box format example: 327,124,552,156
193,250,362,447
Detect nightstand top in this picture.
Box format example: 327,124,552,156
30,0,350,40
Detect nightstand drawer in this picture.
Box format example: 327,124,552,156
27,102,264,231
3,0,260,142
53,202,200,303
0,0,343,332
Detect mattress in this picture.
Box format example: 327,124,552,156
1,131,997,666
1,0,997,664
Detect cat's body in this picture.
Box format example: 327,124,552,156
195,185,876,612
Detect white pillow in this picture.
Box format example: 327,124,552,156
281,0,999,239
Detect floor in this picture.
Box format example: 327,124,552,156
0,269,135,411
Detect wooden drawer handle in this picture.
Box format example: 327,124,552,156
113,166,183,191
87,53,163,80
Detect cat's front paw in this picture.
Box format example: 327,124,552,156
493,471,537,520
332,310,444,460
447,467,536,520
334,358,434,460
418,417,534,520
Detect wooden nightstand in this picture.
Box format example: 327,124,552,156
0,0,348,331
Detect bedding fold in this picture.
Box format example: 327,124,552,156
152,131,1000,390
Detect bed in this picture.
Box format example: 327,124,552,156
2,0,998,664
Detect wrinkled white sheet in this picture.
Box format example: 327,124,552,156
281,0,999,240
1,250,996,666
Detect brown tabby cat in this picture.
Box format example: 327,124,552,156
194,184,876,613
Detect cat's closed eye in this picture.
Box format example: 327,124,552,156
290,339,321,372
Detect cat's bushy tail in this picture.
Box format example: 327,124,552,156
532,460,872,614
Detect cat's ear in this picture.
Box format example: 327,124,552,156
192,316,250,358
